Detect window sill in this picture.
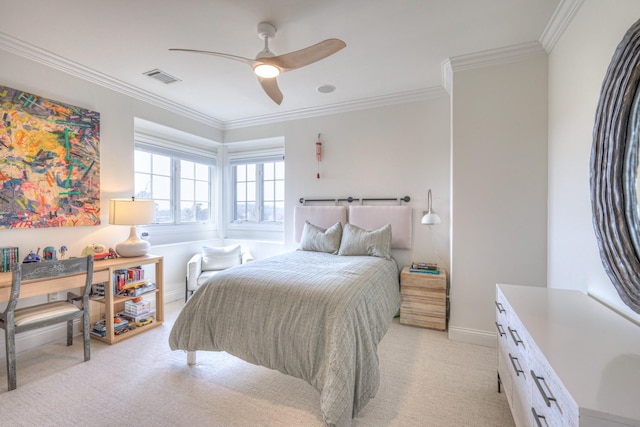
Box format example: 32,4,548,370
140,223,216,246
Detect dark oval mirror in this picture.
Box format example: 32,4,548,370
591,18,640,314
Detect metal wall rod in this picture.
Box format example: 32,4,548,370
361,196,411,203
299,197,357,204
299,196,411,204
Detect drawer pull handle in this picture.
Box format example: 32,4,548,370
531,407,548,427
509,353,524,376
508,327,523,347
495,322,505,337
531,370,557,407
495,301,506,313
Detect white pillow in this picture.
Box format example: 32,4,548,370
338,223,392,260
299,221,343,254
201,245,242,271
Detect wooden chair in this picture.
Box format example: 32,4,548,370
0,255,94,390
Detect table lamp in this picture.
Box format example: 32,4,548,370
109,197,155,257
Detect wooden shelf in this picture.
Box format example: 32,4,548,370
88,254,164,345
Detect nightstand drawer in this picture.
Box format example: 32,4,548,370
401,295,447,316
400,271,447,290
399,311,446,330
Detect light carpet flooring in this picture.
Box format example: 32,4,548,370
0,300,515,426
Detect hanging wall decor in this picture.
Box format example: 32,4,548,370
316,133,322,179
0,84,101,229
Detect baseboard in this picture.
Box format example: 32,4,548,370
448,325,497,347
164,288,184,304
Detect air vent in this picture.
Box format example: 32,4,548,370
143,69,181,84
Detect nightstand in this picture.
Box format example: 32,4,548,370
399,266,448,330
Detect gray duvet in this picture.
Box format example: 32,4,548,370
169,250,401,426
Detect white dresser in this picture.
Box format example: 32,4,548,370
496,284,640,427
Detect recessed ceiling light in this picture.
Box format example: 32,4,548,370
317,84,336,94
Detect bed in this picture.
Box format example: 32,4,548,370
169,204,411,426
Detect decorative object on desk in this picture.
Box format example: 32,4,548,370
22,250,41,263
316,133,322,179
59,245,68,260
0,84,100,230
43,246,56,261
421,189,441,227
109,197,155,257
81,243,108,260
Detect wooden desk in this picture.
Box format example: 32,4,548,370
0,254,163,345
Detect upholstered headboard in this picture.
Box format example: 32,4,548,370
348,205,412,249
294,206,347,243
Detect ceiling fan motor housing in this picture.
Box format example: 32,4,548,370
257,22,277,40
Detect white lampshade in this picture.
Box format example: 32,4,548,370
421,189,441,226
109,198,155,257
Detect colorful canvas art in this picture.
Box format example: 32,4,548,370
0,85,100,229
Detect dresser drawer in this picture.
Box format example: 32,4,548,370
528,350,578,427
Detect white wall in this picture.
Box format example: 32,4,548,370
449,53,549,345
548,0,640,323
0,49,223,300
224,97,452,269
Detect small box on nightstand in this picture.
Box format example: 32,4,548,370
400,266,448,330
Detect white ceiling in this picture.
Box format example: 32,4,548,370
2,0,562,128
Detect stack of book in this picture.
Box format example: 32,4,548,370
1,247,19,272
409,262,440,275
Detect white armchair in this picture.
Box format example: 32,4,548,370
185,244,253,301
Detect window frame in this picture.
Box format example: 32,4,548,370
134,132,218,242
224,139,285,240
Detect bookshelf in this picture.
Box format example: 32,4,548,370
88,254,163,345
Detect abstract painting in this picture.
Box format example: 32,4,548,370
0,85,100,229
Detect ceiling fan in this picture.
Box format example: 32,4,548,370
170,22,346,105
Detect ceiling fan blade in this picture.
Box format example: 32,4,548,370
269,39,346,72
169,48,257,66
259,77,283,105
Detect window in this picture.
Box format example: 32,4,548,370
232,159,284,223
134,144,215,225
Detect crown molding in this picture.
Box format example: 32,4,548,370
0,31,225,129
0,31,447,132
539,0,584,53
222,86,448,130
446,41,546,74
441,41,548,95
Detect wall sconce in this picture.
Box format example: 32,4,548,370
421,189,441,226
109,197,155,257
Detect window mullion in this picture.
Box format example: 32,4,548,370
173,158,180,224
256,165,263,222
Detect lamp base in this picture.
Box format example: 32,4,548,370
115,225,151,257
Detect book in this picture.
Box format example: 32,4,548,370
1,247,19,272
411,261,438,271
409,268,440,275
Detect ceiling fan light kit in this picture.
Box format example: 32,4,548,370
170,21,345,105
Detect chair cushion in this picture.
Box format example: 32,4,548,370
197,270,221,287
14,301,80,327
201,245,242,271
